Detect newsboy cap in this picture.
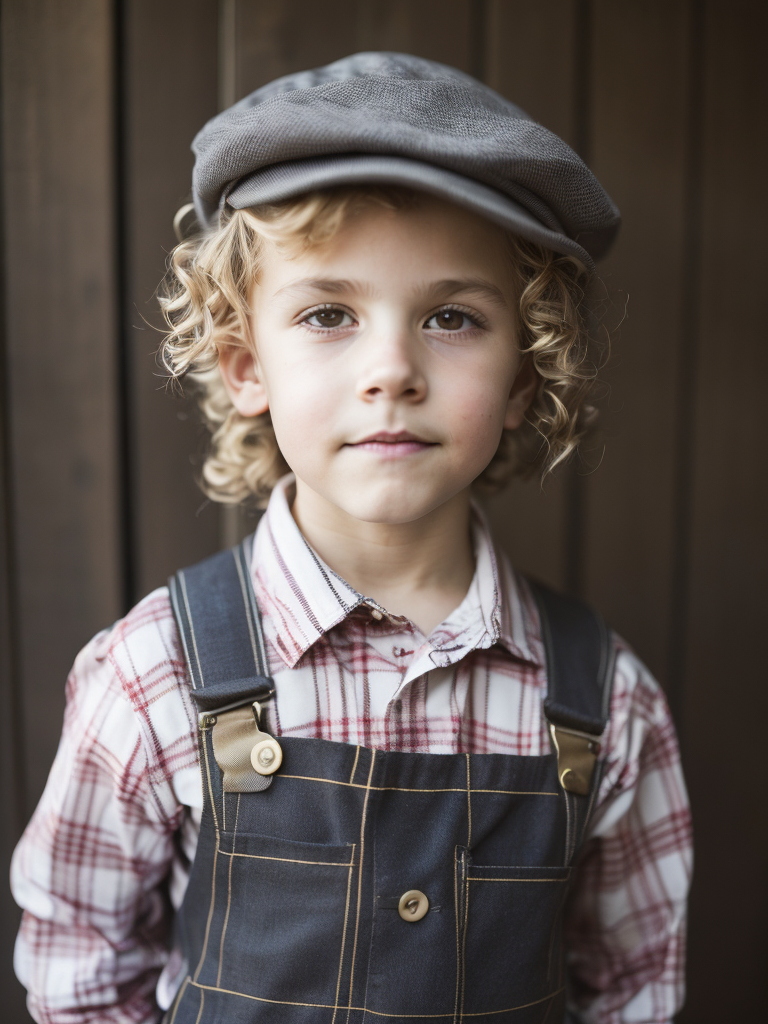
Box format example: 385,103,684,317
191,52,620,274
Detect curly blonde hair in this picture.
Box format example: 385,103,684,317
159,186,601,507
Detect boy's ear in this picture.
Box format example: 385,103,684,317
218,344,269,417
503,356,539,431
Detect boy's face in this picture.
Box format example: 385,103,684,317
221,194,535,527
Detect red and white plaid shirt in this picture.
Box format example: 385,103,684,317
11,475,691,1024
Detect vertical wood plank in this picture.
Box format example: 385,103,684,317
233,0,476,99
233,0,358,95
677,2,768,1018
1,0,122,811
123,0,221,598
485,0,578,147
353,0,475,70
2,4,118,1015
583,0,690,681
480,0,578,590
0,197,32,1023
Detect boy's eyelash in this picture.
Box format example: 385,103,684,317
298,303,487,330
425,305,488,330
297,304,355,329
300,303,347,317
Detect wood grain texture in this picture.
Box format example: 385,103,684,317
677,2,768,1018
233,0,476,97
582,0,690,682
1,0,122,812
0,175,31,1023
479,0,578,591
123,0,221,597
232,0,358,97
485,0,578,146
353,0,476,69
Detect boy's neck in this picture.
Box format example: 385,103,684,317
290,483,476,637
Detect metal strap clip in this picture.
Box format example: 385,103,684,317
202,691,282,793
549,723,601,796
197,685,275,728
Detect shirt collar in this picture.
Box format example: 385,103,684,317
250,474,543,671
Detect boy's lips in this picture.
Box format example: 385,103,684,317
346,430,437,457
352,430,432,444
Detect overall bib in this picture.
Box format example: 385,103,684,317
165,539,614,1024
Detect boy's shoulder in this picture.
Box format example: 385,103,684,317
72,587,197,777
86,586,188,700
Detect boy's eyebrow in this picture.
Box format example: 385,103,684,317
272,277,510,307
430,279,509,308
272,278,370,300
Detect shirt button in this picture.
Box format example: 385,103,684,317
370,608,383,620
398,890,429,922
392,646,413,658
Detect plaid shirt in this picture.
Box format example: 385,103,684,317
11,476,691,1024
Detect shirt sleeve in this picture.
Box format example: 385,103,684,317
10,590,199,1024
564,644,692,1024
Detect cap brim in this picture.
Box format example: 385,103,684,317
225,155,595,274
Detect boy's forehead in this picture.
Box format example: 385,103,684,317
256,198,515,298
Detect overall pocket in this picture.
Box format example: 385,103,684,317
204,830,356,1007
458,859,571,1016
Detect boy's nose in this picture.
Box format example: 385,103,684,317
355,330,427,403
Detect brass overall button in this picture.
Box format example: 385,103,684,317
250,737,282,775
398,890,429,922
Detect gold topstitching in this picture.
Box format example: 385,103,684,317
189,979,565,1017
194,987,205,1024
194,735,219,982
453,850,460,1024
346,749,375,1024
217,794,240,986
233,550,262,673
219,848,354,867
167,975,189,1024
179,572,205,688
278,774,557,796
465,754,472,851
465,876,568,883
349,745,361,784
331,844,357,1024
459,860,469,1023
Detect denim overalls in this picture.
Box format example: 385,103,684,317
165,537,614,1024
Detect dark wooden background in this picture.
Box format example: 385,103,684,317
1,1,765,1020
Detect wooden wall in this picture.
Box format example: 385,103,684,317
1,1,765,1020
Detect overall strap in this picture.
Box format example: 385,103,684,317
525,578,616,862
169,534,273,713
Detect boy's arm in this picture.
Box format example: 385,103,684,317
10,591,198,1024
564,644,692,1024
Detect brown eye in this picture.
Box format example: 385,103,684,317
426,309,472,331
315,309,344,327
304,308,350,329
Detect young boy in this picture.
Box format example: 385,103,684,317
11,53,691,1024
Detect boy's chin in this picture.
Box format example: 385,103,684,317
320,481,470,527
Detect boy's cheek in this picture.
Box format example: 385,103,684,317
269,383,335,436
451,384,509,435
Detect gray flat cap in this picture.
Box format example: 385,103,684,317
192,52,620,274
